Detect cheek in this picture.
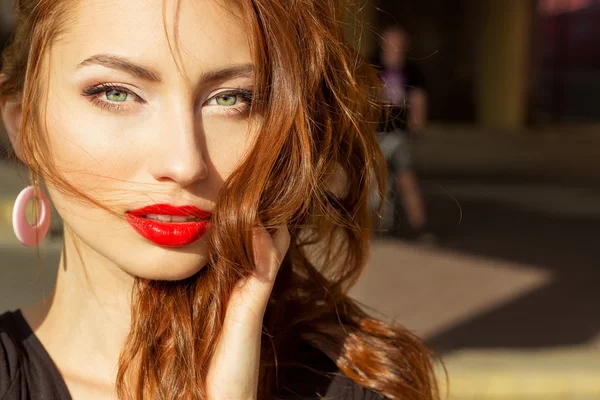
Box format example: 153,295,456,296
203,116,256,181
44,97,144,187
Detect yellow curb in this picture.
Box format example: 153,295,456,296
438,372,600,398
436,348,600,398
0,200,13,226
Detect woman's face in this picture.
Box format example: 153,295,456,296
42,0,256,280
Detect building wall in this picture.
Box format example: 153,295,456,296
0,0,15,62
474,0,536,129
534,1,600,123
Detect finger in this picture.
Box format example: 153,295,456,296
271,224,291,259
252,224,290,283
222,224,290,331
206,224,289,399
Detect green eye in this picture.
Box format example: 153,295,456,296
216,94,237,106
106,89,128,102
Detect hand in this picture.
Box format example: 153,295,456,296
206,224,290,400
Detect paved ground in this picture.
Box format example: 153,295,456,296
353,177,600,399
1,159,600,399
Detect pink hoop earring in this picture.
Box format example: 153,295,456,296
12,186,51,247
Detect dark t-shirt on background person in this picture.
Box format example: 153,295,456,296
0,310,386,399
373,59,427,133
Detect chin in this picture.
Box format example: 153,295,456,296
122,240,211,281
130,259,209,281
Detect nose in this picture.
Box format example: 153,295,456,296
148,103,208,188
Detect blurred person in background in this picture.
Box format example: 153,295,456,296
374,25,428,239
0,0,440,399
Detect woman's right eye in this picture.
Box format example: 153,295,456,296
82,83,143,112
105,89,130,103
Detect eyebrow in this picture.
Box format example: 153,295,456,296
78,54,162,82
200,64,254,83
77,54,254,85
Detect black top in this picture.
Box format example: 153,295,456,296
0,310,386,399
0,311,71,400
372,59,427,133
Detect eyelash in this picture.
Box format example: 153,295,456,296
81,84,253,116
205,88,253,116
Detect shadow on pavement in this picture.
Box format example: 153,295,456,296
421,189,600,353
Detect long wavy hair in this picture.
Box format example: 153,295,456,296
1,0,441,398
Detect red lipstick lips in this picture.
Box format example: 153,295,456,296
126,204,211,247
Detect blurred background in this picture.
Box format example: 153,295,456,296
1,0,600,398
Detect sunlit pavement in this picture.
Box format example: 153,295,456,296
353,239,600,399
353,175,600,399
2,159,600,399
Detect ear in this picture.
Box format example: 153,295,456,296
0,75,23,159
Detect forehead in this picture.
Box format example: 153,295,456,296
57,0,251,76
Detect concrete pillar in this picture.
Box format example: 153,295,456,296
475,0,536,129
